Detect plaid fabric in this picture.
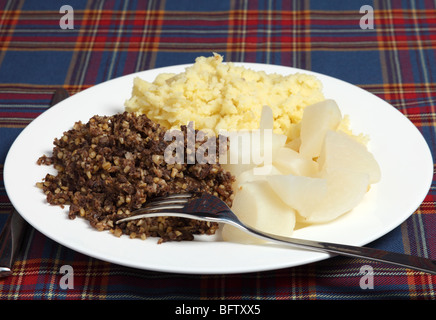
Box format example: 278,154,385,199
1,0,435,301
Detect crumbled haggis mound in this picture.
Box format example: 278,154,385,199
37,112,234,243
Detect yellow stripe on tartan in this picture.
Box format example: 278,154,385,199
137,0,165,71
0,83,92,94
4,40,435,52
64,1,105,92
134,1,163,72
419,201,436,215
2,6,434,52
0,1,24,66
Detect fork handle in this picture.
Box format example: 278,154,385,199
0,210,27,277
238,223,436,275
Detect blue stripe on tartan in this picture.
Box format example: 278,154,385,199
311,50,383,85
0,0,435,300
0,51,73,85
368,225,405,254
0,128,22,163
21,0,88,10
310,0,376,11
163,0,231,11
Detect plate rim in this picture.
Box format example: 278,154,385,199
4,62,434,274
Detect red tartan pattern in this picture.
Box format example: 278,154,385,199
0,1,435,301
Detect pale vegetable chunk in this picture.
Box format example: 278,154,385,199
266,174,328,218
273,147,319,177
223,101,381,241
318,130,381,184
267,169,369,223
221,106,287,176
221,131,254,177
305,169,370,223
299,99,342,159
234,165,282,188
222,181,296,244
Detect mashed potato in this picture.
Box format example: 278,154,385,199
124,53,324,140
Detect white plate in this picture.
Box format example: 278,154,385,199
4,63,433,274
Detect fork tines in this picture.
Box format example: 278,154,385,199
143,193,192,209
115,193,194,224
130,193,192,213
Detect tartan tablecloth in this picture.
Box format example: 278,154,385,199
1,0,436,302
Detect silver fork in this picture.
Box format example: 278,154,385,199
116,192,436,275
0,88,70,278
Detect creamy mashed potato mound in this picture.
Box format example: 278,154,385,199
125,54,324,140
